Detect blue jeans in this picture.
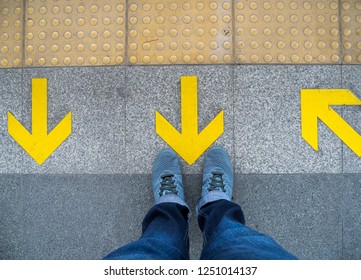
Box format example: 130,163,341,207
103,196,297,260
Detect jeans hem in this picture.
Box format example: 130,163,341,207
197,191,230,213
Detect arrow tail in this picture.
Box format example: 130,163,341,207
181,76,198,137
321,109,361,156
32,78,48,136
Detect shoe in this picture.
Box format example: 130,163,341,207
202,146,233,200
151,149,185,201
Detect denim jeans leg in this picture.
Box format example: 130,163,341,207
103,202,190,260
198,199,298,260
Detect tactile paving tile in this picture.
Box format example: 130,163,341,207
24,0,125,67
341,1,361,63
127,1,233,64
235,0,341,63
0,0,23,68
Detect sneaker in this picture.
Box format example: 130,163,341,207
202,146,233,200
151,149,185,201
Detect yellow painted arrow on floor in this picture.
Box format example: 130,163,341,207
156,76,224,165
301,89,361,156
8,78,72,165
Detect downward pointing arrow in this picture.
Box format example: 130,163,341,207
301,89,361,156
156,76,224,165
8,78,72,165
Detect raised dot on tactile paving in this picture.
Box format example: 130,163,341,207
277,15,285,23
103,43,111,51
210,55,218,63
26,58,33,65
343,29,351,36
103,57,111,64
183,42,191,49
277,41,286,49
170,29,178,37
14,46,21,53
250,15,258,23
103,30,111,38
64,44,71,52
304,41,313,49
155,3,164,11
196,55,205,63
170,42,178,50
183,16,191,24
197,28,204,36
77,18,85,26
291,41,299,49
90,17,98,25
52,6,60,14
52,18,60,27
264,28,271,36
223,15,231,23
64,57,71,65
344,41,352,49
156,16,164,24
263,15,271,23
183,29,191,36
331,41,339,49
224,41,231,49
303,2,312,9
304,28,312,36
331,54,339,62
77,44,85,52
277,28,285,36
156,56,164,63
330,15,338,23
197,41,205,50
143,56,151,63
318,29,326,36
210,15,218,23
264,41,272,49
238,55,245,62
264,54,272,62
291,55,299,62
317,15,325,23
143,16,151,24
170,16,178,24
290,15,298,23
263,2,271,9
183,2,191,10
169,55,177,63
250,41,258,49
90,57,97,65
343,15,351,23
342,2,350,9
77,57,85,65
1,46,8,53
169,3,177,11
210,28,218,36
210,41,218,50
304,55,313,62
318,41,326,49
157,42,164,50
51,44,59,52
143,3,151,11
130,30,137,37
39,6,47,14
237,15,245,23
51,57,59,65
223,55,232,63
344,55,352,63
183,55,191,63
77,5,85,13
290,28,298,36
129,16,137,24
250,55,258,62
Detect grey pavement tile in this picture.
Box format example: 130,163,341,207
20,67,126,173
341,65,361,173
234,174,343,260
0,69,26,172
0,175,23,259
342,174,361,259
21,174,152,260
234,65,343,174
125,66,234,174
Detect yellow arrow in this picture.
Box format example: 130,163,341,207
301,89,361,156
8,78,72,165
156,76,224,165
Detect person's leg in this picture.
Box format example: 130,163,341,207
198,198,297,260
103,197,189,260
103,149,190,260
197,146,297,260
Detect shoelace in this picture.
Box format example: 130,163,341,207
208,171,226,192
159,173,178,196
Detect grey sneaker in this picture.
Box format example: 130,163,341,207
151,149,185,201
202,146,233,200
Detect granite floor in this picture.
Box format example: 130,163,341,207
1,65,361,259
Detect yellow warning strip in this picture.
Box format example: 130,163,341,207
0,0,361,67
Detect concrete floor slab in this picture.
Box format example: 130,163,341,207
234,65,343,174
125,66,234,174
235,174,343,260
342,174,361,259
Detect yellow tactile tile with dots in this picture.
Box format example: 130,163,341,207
341,1,361,63
127,1,233,64
24,0,125,67
0,0,23,68
235,0,341,64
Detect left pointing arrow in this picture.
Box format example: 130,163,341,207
8,78,72,165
